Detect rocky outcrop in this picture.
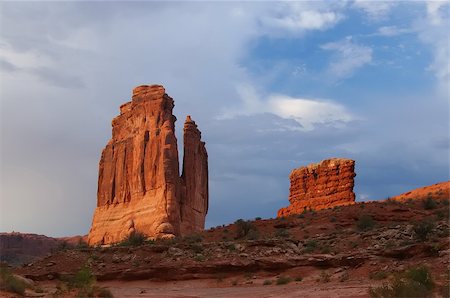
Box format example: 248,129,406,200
278,158,355,217
180,116,209,234
88,85,208,246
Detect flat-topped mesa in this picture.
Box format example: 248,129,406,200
277,158,356,217
88,85,208,246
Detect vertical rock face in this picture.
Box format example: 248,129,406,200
88,85,208,246
277,158,356,217
180,116,209,234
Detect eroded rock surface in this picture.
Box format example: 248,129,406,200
88,85,208,245
278,158,356,217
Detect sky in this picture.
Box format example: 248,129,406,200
0,1,448,237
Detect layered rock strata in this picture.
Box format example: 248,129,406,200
278,158,356,217
88,85,208,245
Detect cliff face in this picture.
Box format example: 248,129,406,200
180,116,209,234
278,158,356,217
88,85,208,246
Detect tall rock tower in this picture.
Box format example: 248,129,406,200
88,85,208,245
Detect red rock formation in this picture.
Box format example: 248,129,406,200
180,116,209,234
88,85,208,245
278,158,356,217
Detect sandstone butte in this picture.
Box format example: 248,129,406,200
278,158,356,217
88,85,208,246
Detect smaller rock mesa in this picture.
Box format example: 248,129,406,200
278,158,356,217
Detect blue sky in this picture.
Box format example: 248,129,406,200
0,1,448,237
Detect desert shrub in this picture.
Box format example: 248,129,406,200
319,271,330,283
263,279,272,285
255,217,262,221
69,266,96,290
369,271,389,280
193,254,205,262
368,266,433,298
189,243,203,254
356,214,375,231
339,272,349,282
413,220,435,241
0,266,26,295
119,231,147,246
184,234,203,243
97,287,114,297
297,214,305,219
303,240,317,253
276,276,291,285
275,228,290,238
76,239,89,249
405,266,434,290
231,279,238,286
330,216,337,222
246,229,260,240
320,245,331,254
294,276,303,282
234,219,257,239
224,242,236,251
423,196,437,210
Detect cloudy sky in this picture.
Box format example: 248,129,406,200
0,1,448,237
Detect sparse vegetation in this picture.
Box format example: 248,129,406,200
369,266,433,298
97,287,114,297
423,196,437,210
276,276,291,285
330,216,337,222
303,240,317,253
369,271,389,280
68,265,96,291
234,219,258,239
319,271,330,283
118,231,147,246
275,228,290,238
263,279,272,285
255,217,262,221
0,266,27,295
413,220,435,241
339,272,349,282
356,214,375,231
294,276,303,282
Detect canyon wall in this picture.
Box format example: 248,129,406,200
278,158,356,217
88,85,208,245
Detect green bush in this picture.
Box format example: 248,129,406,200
423,196,437,210
275,228,290,238
0,267,26,295
276,276,291,285
369,266,433,298
69,265,96,290
413,220,435,241
369,271,389,280
97,287,114,297
119,231,147,246
303,240,317,253
356,214,375,231
406,266,434,290
234,219,257,239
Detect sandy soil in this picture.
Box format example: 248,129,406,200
101,278,375,298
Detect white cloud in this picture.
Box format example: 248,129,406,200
415,0,450,98
260,2,344,35
352,0,397,21
221,85,354,131
426,0,450,25
376,26,413,36
321,36,373,79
